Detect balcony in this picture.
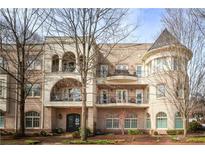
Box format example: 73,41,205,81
96,94,149,108
97,69,144,84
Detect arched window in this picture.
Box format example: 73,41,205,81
175,112,183,129
106,114,119,129
52,55,59,72
146,113,151,129
0,111,4,128
124,113,137,128
156,112,167,128
25,111,40,128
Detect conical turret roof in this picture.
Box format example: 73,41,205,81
148,28,181,51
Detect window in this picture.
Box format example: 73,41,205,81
25,111,40,128
100,65,108,77
124,113,137,128
136,65,142,77
116,90,128,103
0,80,5,98
0,111,4,128
175,112,183,129
100,90,108,104
52,55,59,72
27,56,41,70
156,84,165,98
0,56,6,73
136,90,143,104
116,64,128,70
146,113,151,129
25,84,41,97
176,83,183,98
106,114,119,129
156,112,167,128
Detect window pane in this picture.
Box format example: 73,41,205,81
146,119,151,129
136,65,142,77
124,119,130,128
33,118,40,127
106,119,112,128
26,118,33,127
33,84,40,96
113,119,119,128
0,114,4,128
131,119,137,128
157,84,165,98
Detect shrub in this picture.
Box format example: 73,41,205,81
186,137,205,143
72,131,80,138
188,121,202,132
33,132,40,137
79,128,93,137
153,131,158,135
128,129,144,135
53,128,64,134
40,130,50,137
167,130,184,135
25,139,41,145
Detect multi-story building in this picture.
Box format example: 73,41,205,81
0,29,192,134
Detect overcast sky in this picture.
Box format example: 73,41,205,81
128,8,165,43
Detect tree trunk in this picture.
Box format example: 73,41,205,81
81,83,87,141
19,83,25,137
183,117,187,138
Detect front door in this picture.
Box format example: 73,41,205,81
66,114,80,132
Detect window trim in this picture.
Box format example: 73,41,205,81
25,111,40,129
156,112,167,129
175,112,183,129
156,84,166,98
26,83,41,98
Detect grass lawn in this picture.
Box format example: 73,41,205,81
1,134,205,145
186,137,205,143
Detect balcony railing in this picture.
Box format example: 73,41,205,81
50,93,81,102
98,69,141,77
97,95,146,104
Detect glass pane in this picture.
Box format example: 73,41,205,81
124,119,130,128
26,118,32,127
175,118,183,128
0,115,4,128
131,119,137,128
113,119,119,128
106,119,112,128
33,84,40,96
146,119,151,128
33,118,40,127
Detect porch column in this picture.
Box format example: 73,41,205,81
87,107,96,133
43,107,52,131
59,58,62,72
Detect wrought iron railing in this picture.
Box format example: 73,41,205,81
50,93,81,102
97,95,145,104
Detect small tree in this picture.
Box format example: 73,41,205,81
0,8,50,136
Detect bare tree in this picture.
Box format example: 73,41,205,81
0,8,50,136
48,8,137,141
147,9,205,137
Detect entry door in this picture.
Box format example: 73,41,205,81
66,114,80,132
116,90,128,103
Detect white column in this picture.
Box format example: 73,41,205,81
59,58,62,72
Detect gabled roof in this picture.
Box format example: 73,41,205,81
148,28,181,51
